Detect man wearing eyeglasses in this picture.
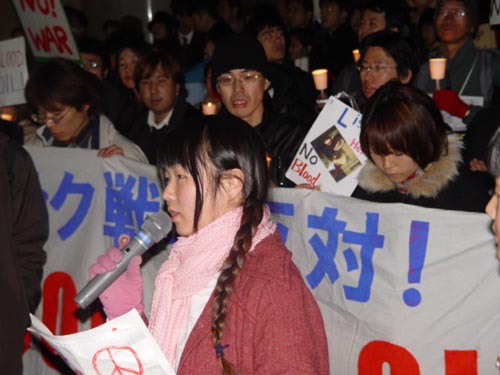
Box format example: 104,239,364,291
78,37,124,129
211,34,307,187
415,0,500,130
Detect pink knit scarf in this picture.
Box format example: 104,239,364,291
148,205,276,363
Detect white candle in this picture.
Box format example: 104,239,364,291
312,69,328,91
202,102,217,116
429,58,446,80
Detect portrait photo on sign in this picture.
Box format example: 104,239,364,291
311,126,361,182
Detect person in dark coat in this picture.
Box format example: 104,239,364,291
246,9,317,127
127,52,202,165
352,82,490,212
312,0,358,77
211,34,307,187
0,132,48,373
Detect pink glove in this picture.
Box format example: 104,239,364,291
88,235,144,320
433,89,469,118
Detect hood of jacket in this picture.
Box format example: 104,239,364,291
357,134,463,199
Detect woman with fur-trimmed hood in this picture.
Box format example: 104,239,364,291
352,82,491,212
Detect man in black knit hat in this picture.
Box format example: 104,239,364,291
211,34,307,187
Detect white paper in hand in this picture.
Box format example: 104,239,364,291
29,309,175,375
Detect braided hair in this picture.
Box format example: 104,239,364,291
158,115,269,373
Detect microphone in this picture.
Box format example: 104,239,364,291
75,211,172,309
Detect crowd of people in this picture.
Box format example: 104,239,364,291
1,0,500,373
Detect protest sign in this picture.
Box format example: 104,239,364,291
0,37,28,106
491,0,500,26
12,0,79,61
285,96,366,195
22,147,500,375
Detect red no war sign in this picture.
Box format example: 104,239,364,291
12,0,79,61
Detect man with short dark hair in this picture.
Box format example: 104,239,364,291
211,35,307,186
246,9,317,126
314,0,358,76
127,52,201,164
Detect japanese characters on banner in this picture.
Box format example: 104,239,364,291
23,147,169,375
23,147,500,375
0,37,29,107
491,0,500,26
12,0,79,61
285,96,366,196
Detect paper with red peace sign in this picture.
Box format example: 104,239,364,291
29,309,175,375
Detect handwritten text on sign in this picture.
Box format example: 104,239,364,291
12,0,79,60
0,37,29,106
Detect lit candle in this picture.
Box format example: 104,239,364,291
429,58,446,81
202,101,217,116
312,69,328,91
0,113,13,121
352,49,360,63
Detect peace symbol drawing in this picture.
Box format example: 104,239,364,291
92,346,144,375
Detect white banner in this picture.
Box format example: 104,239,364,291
12,0,79,61
23,147,500,375
0,37,29,107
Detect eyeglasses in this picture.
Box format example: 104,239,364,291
436,9,467,19
81,61,101,70
357,64,397,74
217,73,263,87
31,107,71,126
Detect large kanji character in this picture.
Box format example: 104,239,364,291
341,212,385,302
50,172,95,240
306,207,347,289
103,172,161,246
268,201,294,243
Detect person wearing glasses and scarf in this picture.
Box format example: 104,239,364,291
24,58,147,163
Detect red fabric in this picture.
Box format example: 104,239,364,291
176,231,330,375
433,89,469,118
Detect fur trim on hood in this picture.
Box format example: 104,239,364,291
357,134,463,199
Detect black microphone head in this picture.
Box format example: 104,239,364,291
141,211,172,242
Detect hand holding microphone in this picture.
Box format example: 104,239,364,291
75,211,172,313
88,235,144,320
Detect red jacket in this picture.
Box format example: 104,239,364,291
176,231,329,374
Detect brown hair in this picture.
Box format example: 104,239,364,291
360,82,448,169
134,51,186,97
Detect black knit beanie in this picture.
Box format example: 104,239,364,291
211,34,271,88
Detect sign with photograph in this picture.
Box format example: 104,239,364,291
285,96,366,196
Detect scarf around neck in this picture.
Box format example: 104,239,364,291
148,205,276,363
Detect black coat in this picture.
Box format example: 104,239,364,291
220,103,307,187
352,135,491,213
0,133,48,373
126,97,202,165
